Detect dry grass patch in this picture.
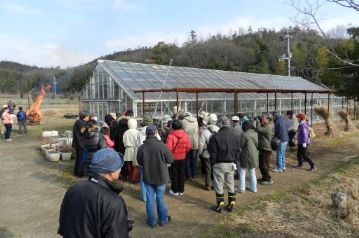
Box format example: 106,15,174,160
208,157,359,238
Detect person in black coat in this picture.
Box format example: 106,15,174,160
81,120,107,176
137,125,174,227
208,117,241,213
114,110,133,179
72,111,90,177
58,148,132,238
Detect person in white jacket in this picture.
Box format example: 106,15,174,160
198,114,219,190
123,118,141,182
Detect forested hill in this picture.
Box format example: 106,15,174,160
1,26,358,99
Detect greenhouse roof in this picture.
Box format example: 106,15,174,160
97,60,333,101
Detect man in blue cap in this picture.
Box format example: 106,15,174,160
137,125,174,228
58,148,132,238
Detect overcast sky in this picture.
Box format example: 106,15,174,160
0,0,358,68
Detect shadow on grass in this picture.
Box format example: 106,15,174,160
0,227,15,238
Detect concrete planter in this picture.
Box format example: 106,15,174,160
45,148,56,157
46,151,61,162
60,151,72,161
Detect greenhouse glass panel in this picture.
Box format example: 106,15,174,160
81,60,349,119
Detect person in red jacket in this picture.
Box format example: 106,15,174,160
166,120,191,196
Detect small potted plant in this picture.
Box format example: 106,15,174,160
46,149,61,162
59,145,73,161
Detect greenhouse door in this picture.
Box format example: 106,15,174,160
98,102,108,120
89,102,108,120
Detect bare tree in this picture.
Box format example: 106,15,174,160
288,0,359,66
327,0,359,11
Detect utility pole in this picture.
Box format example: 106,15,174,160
53,76,57,96
281,29,293,76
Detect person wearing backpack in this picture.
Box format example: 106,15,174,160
198,113,219,191
166,120,191,196
295,113,317,171
17,106,27,134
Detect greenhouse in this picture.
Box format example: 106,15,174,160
80,60,355,122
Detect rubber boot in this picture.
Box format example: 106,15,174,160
215,193,224,213
226,192,236,212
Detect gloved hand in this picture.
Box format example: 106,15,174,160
302,143,307,148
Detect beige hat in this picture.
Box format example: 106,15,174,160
2,105,7,109
109,112,116,120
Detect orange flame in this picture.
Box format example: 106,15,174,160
26,85,51,124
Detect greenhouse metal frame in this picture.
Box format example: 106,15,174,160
80,60,357,123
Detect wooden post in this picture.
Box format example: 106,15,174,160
233,91,238,115
304,92,307,114
196,92,199,119
310,93,314,126
176,90,179,115
266,93,269,113
346,98,349,114
342,97,344,109
353,99,357,120
291,92,293,112
328,93,330,113
274,92,277,112
142,91,145,116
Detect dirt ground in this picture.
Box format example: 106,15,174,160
0,113,359,238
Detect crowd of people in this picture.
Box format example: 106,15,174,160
60,107,317,237
0,101,27,142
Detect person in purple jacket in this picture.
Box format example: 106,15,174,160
295,113,317,171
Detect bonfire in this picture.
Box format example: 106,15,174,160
26,85,50,124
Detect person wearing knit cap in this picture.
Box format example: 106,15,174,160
208,116,241,213
295,113,317,171
58,148,132,238
137,115,155,201
137,125,174,227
